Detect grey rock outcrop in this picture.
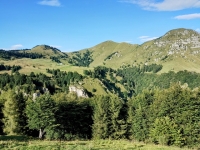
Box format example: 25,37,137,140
33,92,40,101
69,85,88,98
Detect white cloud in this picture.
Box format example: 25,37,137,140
38,0,61,7
120,0,200,11
174,13,200,20
1,44,23,50
10,44,23,50
139,36,158,42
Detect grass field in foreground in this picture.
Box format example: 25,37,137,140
0,135,194,150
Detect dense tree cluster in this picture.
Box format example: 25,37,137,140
0,50,43,60
83,66,124,98
68,50,93,67
128,84,200,147
46,69,83,92
116,65,200,95
104,52,118,61
0,64,21,73
0,69,83,94
0,84,199,148
50,56,61,63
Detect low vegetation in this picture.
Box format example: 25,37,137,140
0,136,193,150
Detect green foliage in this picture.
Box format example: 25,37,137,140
127,84,200,147
50,56,61,63
150,116,180,145
0,64,21,72
25,94,58,139
0,49,43,60
104,51,118,61
127,90,155,141
92,88,96,92
150,84,200,147
2,91,27,135
0,69,84,94
0,103,3,134
55,97,93,140
140,64,163,73
117,66,200,95
68,50,93,67
92,95,110,139
92,95,127,140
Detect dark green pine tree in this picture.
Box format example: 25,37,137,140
127,90,154,141
109,96,128,139
92,95,128,140
92,95,110,139
26,94,58,139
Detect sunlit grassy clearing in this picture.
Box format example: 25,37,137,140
0,58,92,75
0,136,193,150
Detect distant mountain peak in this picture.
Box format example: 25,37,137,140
31,44,67,58
153,28,200,49
32,45,61,52
162,28,199,39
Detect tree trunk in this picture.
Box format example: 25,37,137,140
39,128,45,139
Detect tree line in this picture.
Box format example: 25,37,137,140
116,65,200,96
0,49,43,60
68,50,93,67
0,64,21,73
0,69,83,94
0,83,199,148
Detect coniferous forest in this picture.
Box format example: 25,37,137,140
0,63,200,149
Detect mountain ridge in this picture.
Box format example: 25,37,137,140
1,28,200,73
67,28,200,73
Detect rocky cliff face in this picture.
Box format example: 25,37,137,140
154,28,200,54
69,85,88,98
138,28,200,65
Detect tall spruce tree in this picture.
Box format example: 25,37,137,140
109,96,128,139
26,94,58,139
127,90,155,141
92,95,128,140
92,95,110,139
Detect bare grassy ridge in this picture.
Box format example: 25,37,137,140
66,28,200,73
0,136,193,150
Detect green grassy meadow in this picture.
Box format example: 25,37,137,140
0,58,91,75
0,136,193,150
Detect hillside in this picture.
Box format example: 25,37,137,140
28,45,68,58
67,28,200,73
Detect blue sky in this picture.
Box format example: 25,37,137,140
1,0,200,52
